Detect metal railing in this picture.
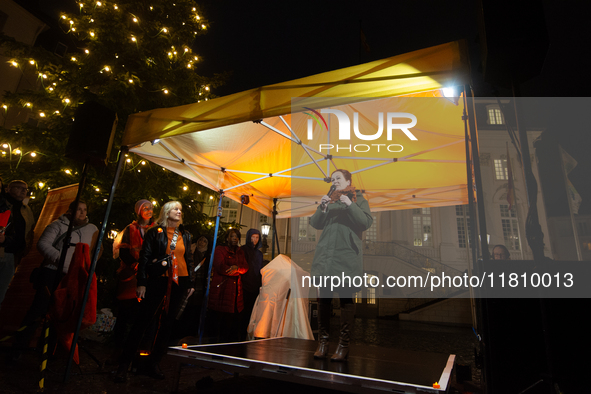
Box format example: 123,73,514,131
362,241,464,275
363,240,469,304
292,239,469,312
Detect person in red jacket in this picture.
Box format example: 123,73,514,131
207,229,248,342
115,201,194,382
110,200,155,360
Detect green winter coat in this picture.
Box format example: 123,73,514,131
310,190,372,280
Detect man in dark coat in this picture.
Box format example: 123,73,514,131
0,180,35,308
239,228,263,340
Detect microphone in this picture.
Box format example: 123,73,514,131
321,185,337,212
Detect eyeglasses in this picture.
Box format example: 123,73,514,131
10,185,28,192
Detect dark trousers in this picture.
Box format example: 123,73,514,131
239,290,258,341
318,287,353,306
13,267,62,349
207,309,241,343
112,298,140,347
119,276,188,366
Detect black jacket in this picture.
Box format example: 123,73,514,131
137,224,194,287
240,228,264,294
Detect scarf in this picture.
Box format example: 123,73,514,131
329,185,357,204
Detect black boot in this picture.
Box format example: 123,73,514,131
148,361,165,380
313,303,331,359
114,362,129,383
331,303,355,362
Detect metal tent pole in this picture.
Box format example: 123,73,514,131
462,90,480,333
464,86,493,394
462,89,480,272
198,191,224,344
64,147,128,382
271,198,280,259
465,85,490,261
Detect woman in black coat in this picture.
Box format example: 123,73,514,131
115,201,194,382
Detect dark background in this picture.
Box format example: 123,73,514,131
16,0,591,215
7,1,591,391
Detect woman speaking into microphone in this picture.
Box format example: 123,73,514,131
310,169,373,361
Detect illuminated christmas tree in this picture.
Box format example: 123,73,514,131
0,0,228,232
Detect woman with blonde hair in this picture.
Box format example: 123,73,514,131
115,201,194,382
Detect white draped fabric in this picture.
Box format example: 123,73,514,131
247,254,314,340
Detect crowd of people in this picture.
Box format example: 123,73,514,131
0,171,513,384
0,177,267,383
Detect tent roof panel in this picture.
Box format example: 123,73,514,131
124,41,471,218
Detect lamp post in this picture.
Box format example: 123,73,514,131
261,223,271,255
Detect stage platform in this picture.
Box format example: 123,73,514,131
168,337,455,393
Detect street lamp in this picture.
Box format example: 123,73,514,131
261,223,271,255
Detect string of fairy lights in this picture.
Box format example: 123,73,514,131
1,146,221,216
1,0,211,116
1,0,215,203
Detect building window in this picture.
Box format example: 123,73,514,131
577,221,589,236
456,205,471,249
298,217,316,242
54,42,68,58
412,208,432,247
354,274,377,304
488,107,504,125
222,199,238,222
494,158,508,180
455,205,467,216
365,215,378,241
0,11,8,32
259,214,268,224
500,204,519,250
366,274,377,305
354,290,362,304
500,204,517,219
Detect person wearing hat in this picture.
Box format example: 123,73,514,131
115,200,194,382
111,200,155,354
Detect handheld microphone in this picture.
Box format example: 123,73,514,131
321,185,337,211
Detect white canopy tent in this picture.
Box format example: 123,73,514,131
122,41,471,218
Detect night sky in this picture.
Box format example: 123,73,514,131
18,0,591,214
